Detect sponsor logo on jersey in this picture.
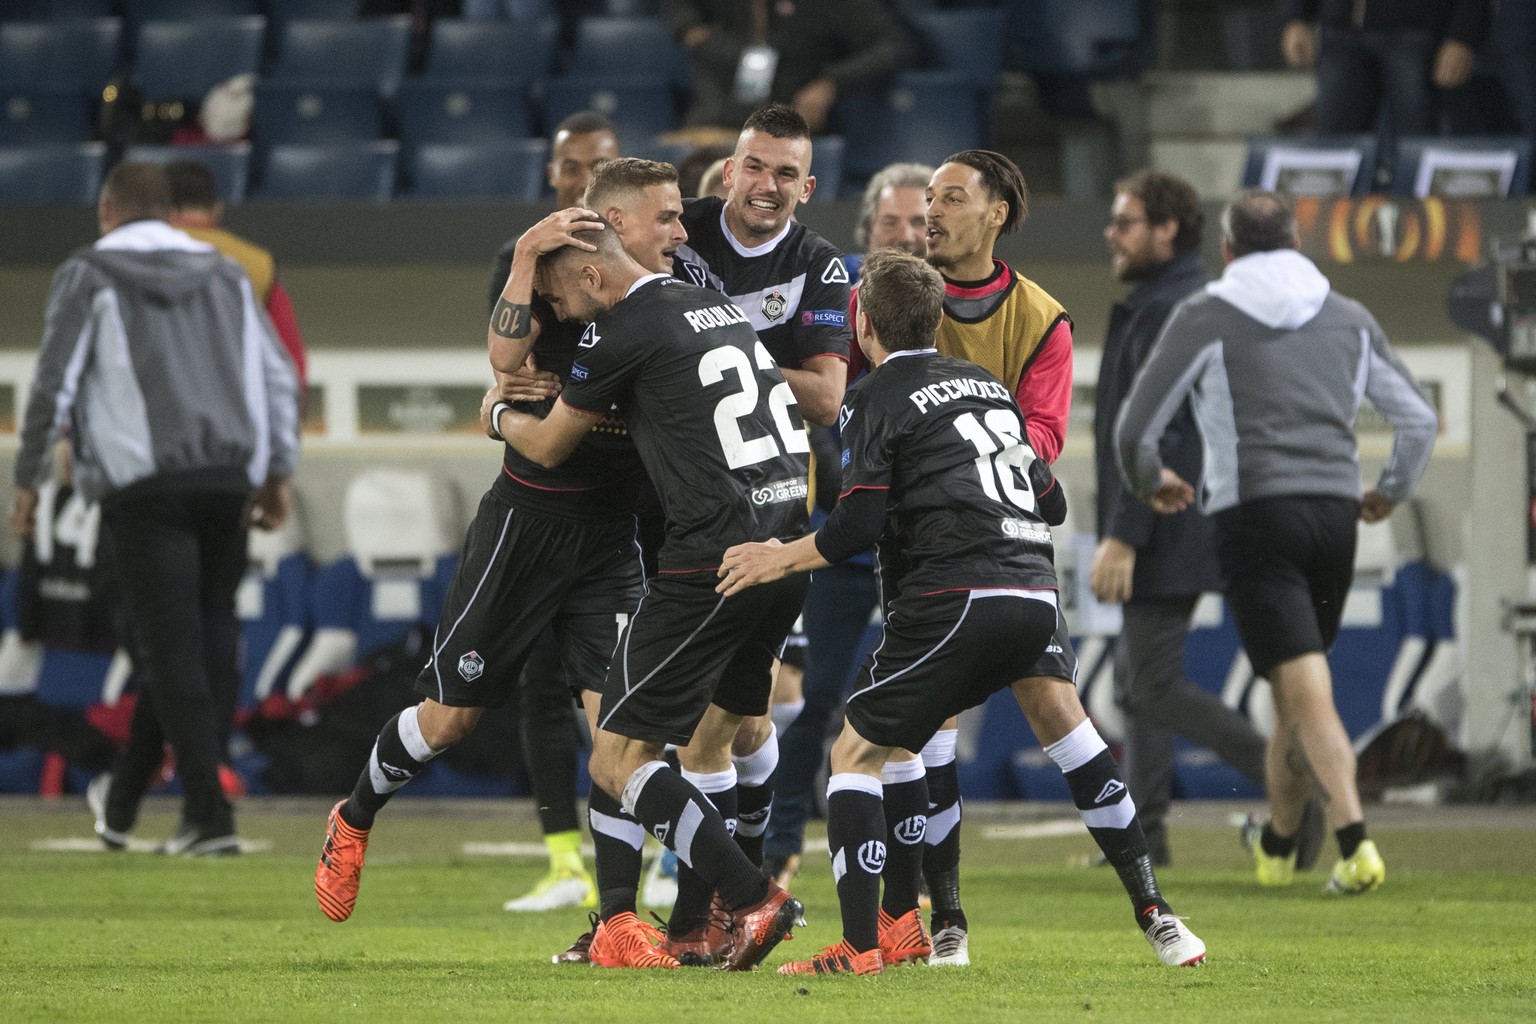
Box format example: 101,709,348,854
821,258,849,285
841,448,851,468
908,376,1013,414
681,261,708,287
1001,518,1051,543
761,289,788,322
838,405,855,431
579,324,600,348
856,839,887,873
1094,780,1126,805
682,303,750,333
799,308,846,327
458,651,485,681
569,362,589,381
1045,643,1064,654
893,814,927,845
752,478,810,506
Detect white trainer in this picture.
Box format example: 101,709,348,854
503,871,596,912
640,850,679,909
1143,911,1207,966
928,925,970,966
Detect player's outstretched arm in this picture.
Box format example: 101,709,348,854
778,354,847,427
487,207,604,374
491,398,598,469
717,535,828,596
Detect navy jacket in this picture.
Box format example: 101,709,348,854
1093,249,1219,601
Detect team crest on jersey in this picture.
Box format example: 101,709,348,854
458,651,485,681
681,261,708,287
761,289,788,321
578,324,600,348
821,258,849,285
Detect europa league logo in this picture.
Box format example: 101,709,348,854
1299,197,1482,263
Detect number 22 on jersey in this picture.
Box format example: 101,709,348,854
699,341,811,469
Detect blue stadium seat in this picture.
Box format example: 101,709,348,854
120,0,259,22
253,82,385,144
406,139,549,200
265,0,361,25
1390,135,1533,198
0,90,96,145
1003,0,1151,78
568,16,687,86
1242,134,1379,196
808,134,844,203
0,19,123,92
597,0,659,14
255,141,399,201
267,17,413,96
0,0,112,19
838,72,981,181
396,81,532,150
423,17,558,84
908,8,1007,90
461,0,552,19
236,517,313,711
541,74,676,153
0,143,106,204
123,142,252,203
133,17,266,99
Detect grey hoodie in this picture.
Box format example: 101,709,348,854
1113,249,1437,515
16,220,300,503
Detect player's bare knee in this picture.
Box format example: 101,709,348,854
731,712,771,757
828,721,890,777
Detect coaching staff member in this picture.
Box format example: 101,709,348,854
1115,188,1437,896
12,161,300,856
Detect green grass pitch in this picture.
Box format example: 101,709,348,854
2,797,1533,1023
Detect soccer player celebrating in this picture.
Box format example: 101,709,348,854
716,249,1207,974
488,217,813,972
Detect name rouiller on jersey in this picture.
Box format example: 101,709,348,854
908,377,1013,414
682,303,751,333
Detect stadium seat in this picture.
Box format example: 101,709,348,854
123,143,252,203
908,7,1007,89
252,82,386,144
807,134,844,203
1002,0,1152,78
423,17,558,84
0,0,112,19
406,139,549,200
254,141,399,201
597,0,659,14
541,74,676,154
568,16,687,86
0,143,106,203
120,0,259,22
1242,134,1379,196
838,72,982,181
264,0,360,26
0,91,96,146
461,0,552,19
237,506,313,707
267,17,413,96
0,19,123,93
1390,135,1533,198
132,17,266,100
395,81,532,151
285,469,458,699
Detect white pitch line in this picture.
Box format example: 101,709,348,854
461,842,597,858
32,837,273,853
981,820,1087,840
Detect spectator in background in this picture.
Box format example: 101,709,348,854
695,157,730,199
1090,170,1301,869
166,160,308,403
676,143,734,199
482,109,621,915
763,161,932,892
663,0,913,134
13,162,299,857
1115,189,1437,895
1281,0,1489,136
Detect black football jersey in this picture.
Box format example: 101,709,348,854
673,196,852,370
838,350,1057,598
494,292,647,521
559,275,811,571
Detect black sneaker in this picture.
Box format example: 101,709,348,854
157,822,240,857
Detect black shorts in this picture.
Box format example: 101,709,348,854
845,589,1059,753
1023,607,1076,683
1214,494,1359,679
596,571,808,746
414,490,643,708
